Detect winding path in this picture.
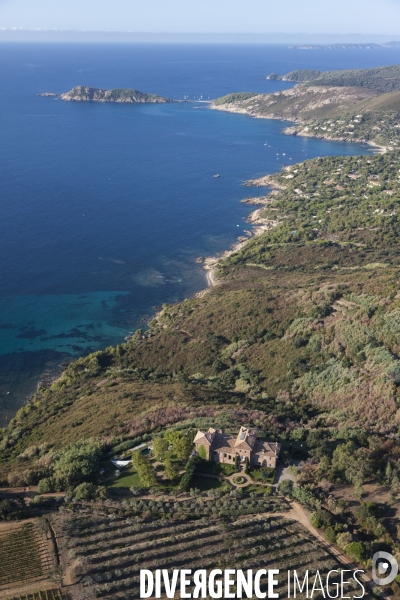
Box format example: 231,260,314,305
273,501,393,599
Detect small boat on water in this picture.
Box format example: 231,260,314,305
214,174,221,178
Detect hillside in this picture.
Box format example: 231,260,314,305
213,85,379,122
279,64,400,93
59,86,173,103
213,68,400,148
2,150,400,475
3,151,400,594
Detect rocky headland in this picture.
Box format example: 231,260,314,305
212,64,400,151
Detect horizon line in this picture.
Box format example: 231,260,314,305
2,28,400,35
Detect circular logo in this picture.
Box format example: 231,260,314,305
372,551,398,586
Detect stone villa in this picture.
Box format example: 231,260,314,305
194,426,281,468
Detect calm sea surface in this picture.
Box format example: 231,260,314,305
1,43,400,424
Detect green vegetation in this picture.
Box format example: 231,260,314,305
232,475,246,484
0,523,46,589
4,73,400,593
60,85,173,103
214,85,377,124
214,64,400,148
251,467,275,484
281,69,323,82
164,430,192,461
131,451,156,488
289,96,400,148
179,456,199,491
212,92,257,106
62,506,344,599
110,467,142,489
282,64,400,93
4,591,64,600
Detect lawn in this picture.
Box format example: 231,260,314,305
191,474,225,491
109,467,143,488
197,460,236,477
251,468,276,484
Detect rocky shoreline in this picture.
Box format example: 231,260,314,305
199,178,282,290
40,86,174,104
212,102,386,154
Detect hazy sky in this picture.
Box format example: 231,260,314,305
1,0,400,34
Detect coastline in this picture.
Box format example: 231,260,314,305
199,103,385,292
200,179,282,290
211,103,387,154
12,96,386,418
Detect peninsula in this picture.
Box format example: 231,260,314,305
214,63,400,149
57,85,173,103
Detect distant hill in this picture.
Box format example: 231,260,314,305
277,64,400,93
59,86,173,103
288,43,381,50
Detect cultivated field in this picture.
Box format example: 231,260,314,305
0,521,53,596
5,590,64,600
61,496,365,599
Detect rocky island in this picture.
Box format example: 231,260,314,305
56,85,173,103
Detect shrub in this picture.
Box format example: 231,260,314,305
37,477,55,494
324,526,337,543
180,456,199,491
132,452,157,487
278,479,294,497
310,512,323,528
197,445,207,460
337,531,352,550
52,439,102,489
152,437,168,459
73,482,97,500
345,541,365,562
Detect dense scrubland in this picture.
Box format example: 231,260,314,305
3,151,400,487
280,64,400,93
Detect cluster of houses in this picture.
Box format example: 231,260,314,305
194,426,281,468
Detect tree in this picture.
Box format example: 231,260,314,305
391,472,400,495
325,526,337,543
153,437,168,460
164,458,179,482
179,456,199,491
278,479,294,497
37,477,55,494
197,445,207,460
132,451,157,487
310,512,323,528
0,499,22,521
385,461,393,483
345,542,364,562
337,532,352,550
52,440,102,490
37,516,51,538
172,435,192,461
73,482,96,500
292,485,319,509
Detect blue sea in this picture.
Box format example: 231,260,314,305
1,43,400,424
